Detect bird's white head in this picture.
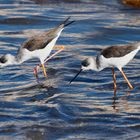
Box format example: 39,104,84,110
81,57,97,71
0,54,17,67
69,57,98,84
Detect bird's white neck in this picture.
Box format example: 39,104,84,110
90,57,104,72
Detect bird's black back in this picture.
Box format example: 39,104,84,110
101,45,137,58
22,29,57,51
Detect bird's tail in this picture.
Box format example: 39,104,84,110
60,17,75,28
137,42,140,50
52,17,74,37
133,41,140,50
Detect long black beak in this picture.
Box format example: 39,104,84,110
61,17,75,28
64,20,75,27
69,69,83,84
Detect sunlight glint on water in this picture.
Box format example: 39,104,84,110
0,0,140,140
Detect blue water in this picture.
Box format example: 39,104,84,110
0,0,140,140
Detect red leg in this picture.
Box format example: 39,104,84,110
44,45,64,63
119,68,134,89
34,65,40,82
112,67,117,96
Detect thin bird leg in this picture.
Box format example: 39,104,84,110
41,64,47,78
44,45,65,63
34,64,47,80
34,65,40,82
119,68,134,89
112,67,117,96
34,66,38,79
35,45,64,79
53,45,65,50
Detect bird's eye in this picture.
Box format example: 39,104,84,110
81,59,90,67
0,56,7,63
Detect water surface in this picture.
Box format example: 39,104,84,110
0,0,140,140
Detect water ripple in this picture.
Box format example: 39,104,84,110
0,0,140,140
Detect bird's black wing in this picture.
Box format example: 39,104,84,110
22,30,57,51
101,45,137,58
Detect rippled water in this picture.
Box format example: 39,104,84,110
0,0,140,140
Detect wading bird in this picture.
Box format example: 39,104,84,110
0,17,74,80
70,42,140,95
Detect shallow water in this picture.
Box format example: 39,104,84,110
0,0,140,140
